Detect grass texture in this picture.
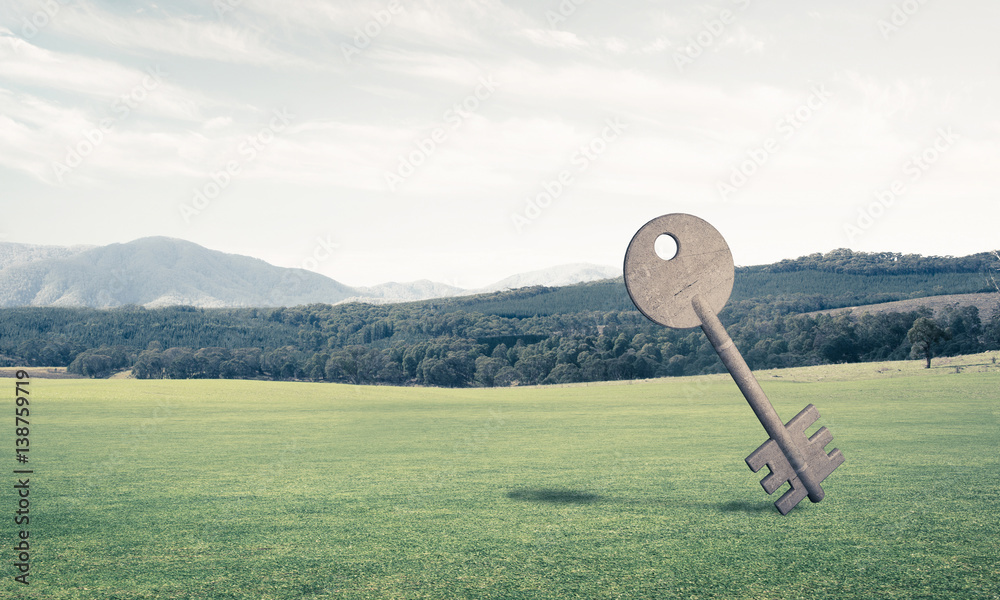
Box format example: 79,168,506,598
2,352,998,599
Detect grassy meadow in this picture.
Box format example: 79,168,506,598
2,353,998,599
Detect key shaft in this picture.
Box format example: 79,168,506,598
691,295,825,502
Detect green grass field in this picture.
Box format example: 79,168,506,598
2,353,998,599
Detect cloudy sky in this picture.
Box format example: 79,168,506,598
0,0,997,287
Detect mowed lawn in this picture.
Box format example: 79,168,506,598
3,354,998,599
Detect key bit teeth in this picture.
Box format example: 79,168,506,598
810,426,834,448
786,403,820,433
746,437,817,514
746,439,789,494
786,404,845,484
775,477,808,515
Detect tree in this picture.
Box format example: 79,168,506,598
493,366,521,387
81,354,113,378
132,349,164,379
402,344,427,378
514,352,555,385
164,348,196,379
544,363,582,384
194,347,230,378
907,317,949,368
419,357,455,387
376,362,406,385
987,250,1000,293
474,356,506,387
938,306,982,356
68,346,130,378
220,357,255,380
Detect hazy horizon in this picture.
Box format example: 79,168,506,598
2,1,997,287
5,234,998,293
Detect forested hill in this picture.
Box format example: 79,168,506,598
440,250,998,318
735,249,996,302
0,249,997,386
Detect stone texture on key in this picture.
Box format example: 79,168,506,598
623,213,734,329
745,440,806,516
746,404,845,515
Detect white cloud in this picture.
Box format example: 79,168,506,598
0,30,207,122
367,47,494,87
203,116,234,130
518,28,589,50
0,113,54,181
15,1,318,69
0,87,97,181
0,28,143,96
721,25,767,54
236,0,351,32
602,37,628,54
1,0,997,281
0,83,258,185
246,0,532,58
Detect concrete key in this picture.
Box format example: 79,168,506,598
623,213,844,515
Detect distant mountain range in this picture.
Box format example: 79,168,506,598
0,237,620,309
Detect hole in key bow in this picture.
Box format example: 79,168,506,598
654,233,678,260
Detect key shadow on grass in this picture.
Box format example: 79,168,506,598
506,488,602,504
715,500,776,513
505,489,777,511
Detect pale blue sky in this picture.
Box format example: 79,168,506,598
1,0,997,286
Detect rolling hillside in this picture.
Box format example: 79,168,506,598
806,292,1000,320
0,239,620,308
0,247,996,384
0,241,93,269
0,237,357,308
441,250,999,318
